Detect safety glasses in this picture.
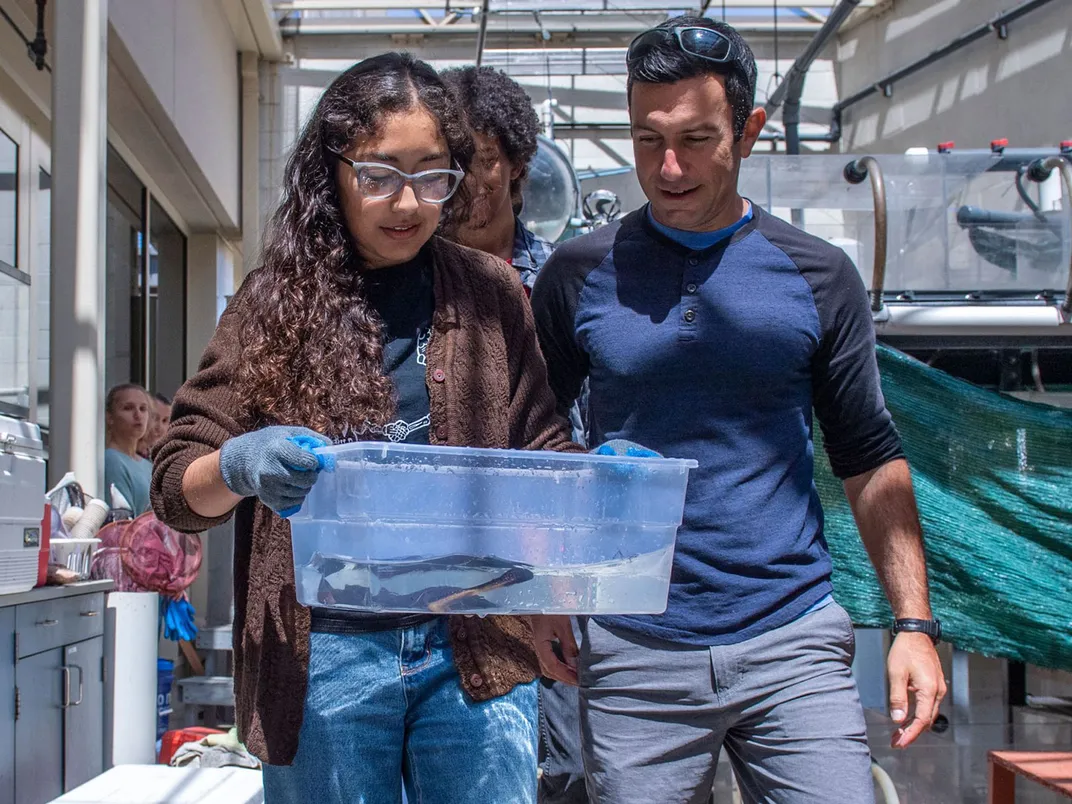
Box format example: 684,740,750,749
627,26,734,67
330,150,465,204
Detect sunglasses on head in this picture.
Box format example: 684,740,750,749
627,26,734,67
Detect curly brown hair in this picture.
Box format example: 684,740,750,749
440,66,541,198
236,53,474,437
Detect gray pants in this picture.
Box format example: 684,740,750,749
579,601,874,804
539,617,589,804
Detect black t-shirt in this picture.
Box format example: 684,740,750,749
360,249,434,445
310,247,437,634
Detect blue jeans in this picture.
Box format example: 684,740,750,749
262,620,538,804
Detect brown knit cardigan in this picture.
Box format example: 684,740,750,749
151,236,581,765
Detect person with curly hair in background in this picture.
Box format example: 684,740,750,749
441,66,554,295
151,52,581,804
442,65,589,804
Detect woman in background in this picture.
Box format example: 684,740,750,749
104,383,153,514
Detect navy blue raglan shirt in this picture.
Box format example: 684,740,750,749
530,203,904,645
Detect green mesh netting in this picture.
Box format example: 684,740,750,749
816,344,1072,671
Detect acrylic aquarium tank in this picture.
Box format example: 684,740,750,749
289,443,697,615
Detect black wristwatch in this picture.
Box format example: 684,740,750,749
892,618,942,644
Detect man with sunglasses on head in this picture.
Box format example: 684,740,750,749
531,16,945,803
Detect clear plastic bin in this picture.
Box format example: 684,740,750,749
289,443,697,615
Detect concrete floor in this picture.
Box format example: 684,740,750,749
708,659,1072,804
707,707,1071,803
866,706,1070,803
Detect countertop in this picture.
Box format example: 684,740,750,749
49,765,263,803
0,579,114,607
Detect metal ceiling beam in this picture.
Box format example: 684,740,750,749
274,0,877,8
550,121,836,142
288,27,817,57
281,15,825,36
799,6,827,23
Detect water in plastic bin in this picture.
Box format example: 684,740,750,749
300,546,673,615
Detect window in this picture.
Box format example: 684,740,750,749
105,146,145,391
105,146,187,398
35,169,51,426
0,126,29,418
0,127,15,269
148,199,186,397
0,271,31,418
0,123,187,425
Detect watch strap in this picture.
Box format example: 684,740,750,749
892,618,942,643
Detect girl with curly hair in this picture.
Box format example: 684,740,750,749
151,52,579,803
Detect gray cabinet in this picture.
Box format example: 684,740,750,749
64,638,104,790
0,608,14,804
14,649,64,804
0,581,111,804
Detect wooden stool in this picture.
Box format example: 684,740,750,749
988,751,1072,803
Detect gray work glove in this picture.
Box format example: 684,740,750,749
219,426,333,518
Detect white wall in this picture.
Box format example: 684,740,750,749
258,60,285,262
186,234,237,379
837,0,1071,152
109,0,241,229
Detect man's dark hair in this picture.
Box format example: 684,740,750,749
626,16,758,141
440,66,541,196
153,392,171,405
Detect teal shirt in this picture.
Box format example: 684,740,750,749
103,448,153,515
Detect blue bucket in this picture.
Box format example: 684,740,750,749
157,658,174,740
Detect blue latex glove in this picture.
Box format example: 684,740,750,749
591,439,662,459
219,426,333,518
591,439,662,478
161,597,199,642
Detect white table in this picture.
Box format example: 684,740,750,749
50,765,263,804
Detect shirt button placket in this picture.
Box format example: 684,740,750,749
682,254,700,334
431,368,448,442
